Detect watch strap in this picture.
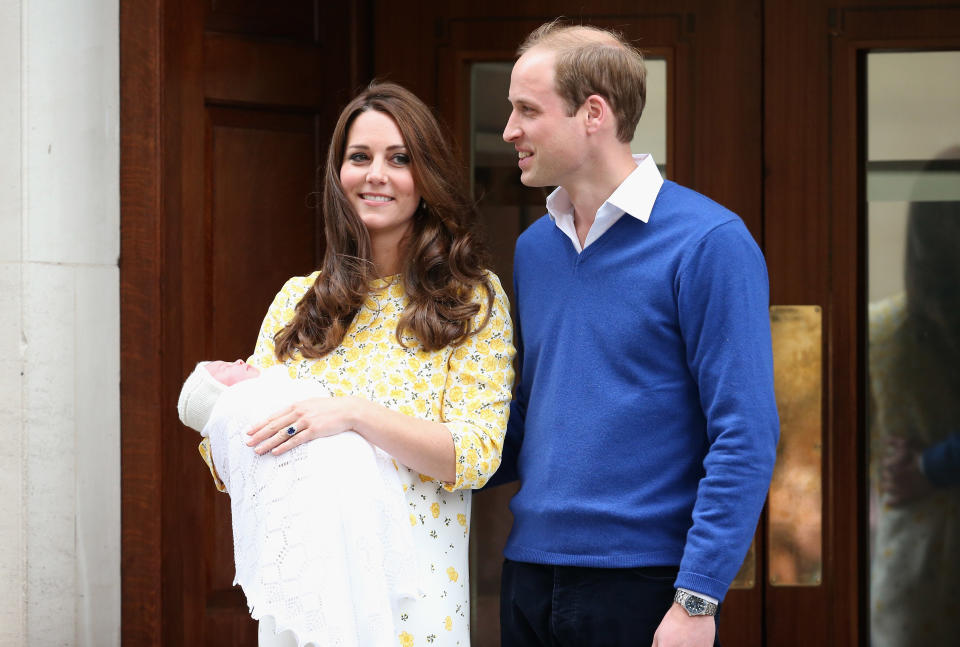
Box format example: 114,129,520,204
674,589,718,617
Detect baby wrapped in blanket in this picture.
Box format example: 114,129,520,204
177,360,419,647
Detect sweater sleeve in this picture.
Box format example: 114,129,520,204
442,274,516,491
922,432,960,487
674,220,780,600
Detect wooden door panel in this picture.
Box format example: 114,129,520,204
203,109,323,642
204,0,317,40
204,34,331,109
209,109,320,360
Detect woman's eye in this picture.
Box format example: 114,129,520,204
349,152,369,162
392,154,410,165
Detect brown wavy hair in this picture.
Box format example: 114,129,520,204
273,82,493,359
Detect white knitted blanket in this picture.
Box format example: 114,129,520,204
204,367,419,647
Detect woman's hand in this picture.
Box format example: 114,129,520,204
246,394,456,482
246,396,365,456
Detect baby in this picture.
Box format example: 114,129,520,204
177,361,418,647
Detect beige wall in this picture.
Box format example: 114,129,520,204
0,1,120,645
867,51,960,302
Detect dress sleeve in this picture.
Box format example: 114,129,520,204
442,273,516,491
485,267,525,488
197,438,227,493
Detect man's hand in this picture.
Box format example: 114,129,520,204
651,602,715,647
882,436,933,506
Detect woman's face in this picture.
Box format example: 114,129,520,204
339,110,421,248
205,360,259,386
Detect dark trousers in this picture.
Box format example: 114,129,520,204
500,559,721,647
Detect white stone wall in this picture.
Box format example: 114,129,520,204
0,1,121,645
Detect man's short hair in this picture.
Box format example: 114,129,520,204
518,20,646,143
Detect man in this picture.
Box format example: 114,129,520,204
489,21,780,647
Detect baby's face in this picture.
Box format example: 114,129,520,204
206,360,260,386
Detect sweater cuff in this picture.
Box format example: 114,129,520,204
677,587,719,605
675,570,728,602
921,434,960,488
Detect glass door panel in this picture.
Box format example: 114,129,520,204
865,50,960,647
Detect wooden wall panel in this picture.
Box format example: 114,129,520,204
119,0,164,642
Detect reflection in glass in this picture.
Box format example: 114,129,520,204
470,62,549,298
867,51,960,647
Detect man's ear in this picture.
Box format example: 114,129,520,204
583,94,610,134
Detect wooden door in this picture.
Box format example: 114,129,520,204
765,2,959,645
120,1,370,644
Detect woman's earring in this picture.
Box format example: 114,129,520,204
419,199,427,212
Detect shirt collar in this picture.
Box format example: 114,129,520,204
545,153,664,226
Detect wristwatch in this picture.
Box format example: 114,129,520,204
674,590,718,617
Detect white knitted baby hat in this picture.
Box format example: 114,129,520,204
177,362,227,433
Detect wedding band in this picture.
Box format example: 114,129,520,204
286,426,297,436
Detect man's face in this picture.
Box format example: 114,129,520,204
206,360,260,386
503,48,587,188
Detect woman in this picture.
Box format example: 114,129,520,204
244,82,515,646
868,148,960,647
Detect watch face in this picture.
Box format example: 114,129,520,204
684,596,707,615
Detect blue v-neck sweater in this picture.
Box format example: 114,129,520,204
495,180,780,601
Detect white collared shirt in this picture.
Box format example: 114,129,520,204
545,153,664,253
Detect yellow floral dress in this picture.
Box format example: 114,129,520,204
248,271,515,647
869,294,960,646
